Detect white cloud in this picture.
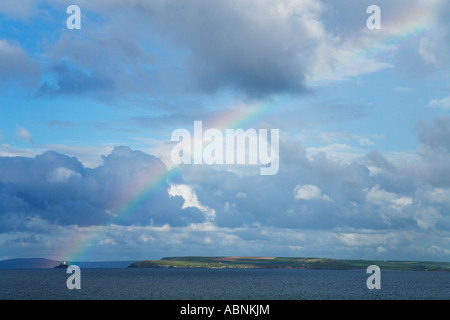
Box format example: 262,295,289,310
294,184,333,202
365,185,413,211
16,127,33,144
168,184,216,222
306,143,361,164
367,166,382,176
425,187,450,205
414,207,440,230
47,167,81,183
0,144,41,158
43,144,114,168
236,192,247,199
419,37,438,65
428,96,450,109
377,246,386,253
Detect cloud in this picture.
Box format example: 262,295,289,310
0,0,41,20
0,133,449,261
0,39,40,88
428,96,450,109
417,115,450,154
365,185,413,211
2,0,448,101
39,63,114,96
0,144,40,158
416,0,450,67
0,146,193,229
168,184,216,222
294,184,332,202
133,0,327,97
425,187,450,205
47,167,81,183
0,0,438,108
416,116,450,187
16,127,33,144
17,0,398,100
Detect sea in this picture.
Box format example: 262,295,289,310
0,268,448,300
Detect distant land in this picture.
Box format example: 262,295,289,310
0,258,60,269
128,256,450,272
2,256,450,271
0,258,133,269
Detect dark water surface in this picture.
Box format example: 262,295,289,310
0,268,449,300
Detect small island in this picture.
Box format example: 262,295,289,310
128,256,450,272
54,261,69,269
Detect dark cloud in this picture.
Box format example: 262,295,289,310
3,0,450,100
0,146,203,230
0,39,40,89
138,0,317,98
0,137,449,260
39,63,114,96
25,0,328,100
416,115,450,187
0,119,447,235
418,115,450,154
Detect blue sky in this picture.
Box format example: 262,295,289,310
0,0,450,262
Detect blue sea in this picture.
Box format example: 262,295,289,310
0,268,449,300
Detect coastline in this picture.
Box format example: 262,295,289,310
127,256,450,272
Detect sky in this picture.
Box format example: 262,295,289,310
0,0,449,262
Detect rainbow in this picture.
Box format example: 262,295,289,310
63,165,181,262
61,5,432,262
308,5,431,85
62,95,289,262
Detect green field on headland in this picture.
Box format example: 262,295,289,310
128,256,450,271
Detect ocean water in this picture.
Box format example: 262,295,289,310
0,268,449,300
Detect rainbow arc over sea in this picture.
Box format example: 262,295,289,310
61,5,432,262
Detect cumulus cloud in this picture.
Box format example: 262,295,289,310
0,146,194,229
124,0,327,97
1,0,450,261
0,0,397,100
0,0,443,103
365,185,413,211
294,184,332,202
2,0,448,100
0,133,449,260
168,184,216,222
